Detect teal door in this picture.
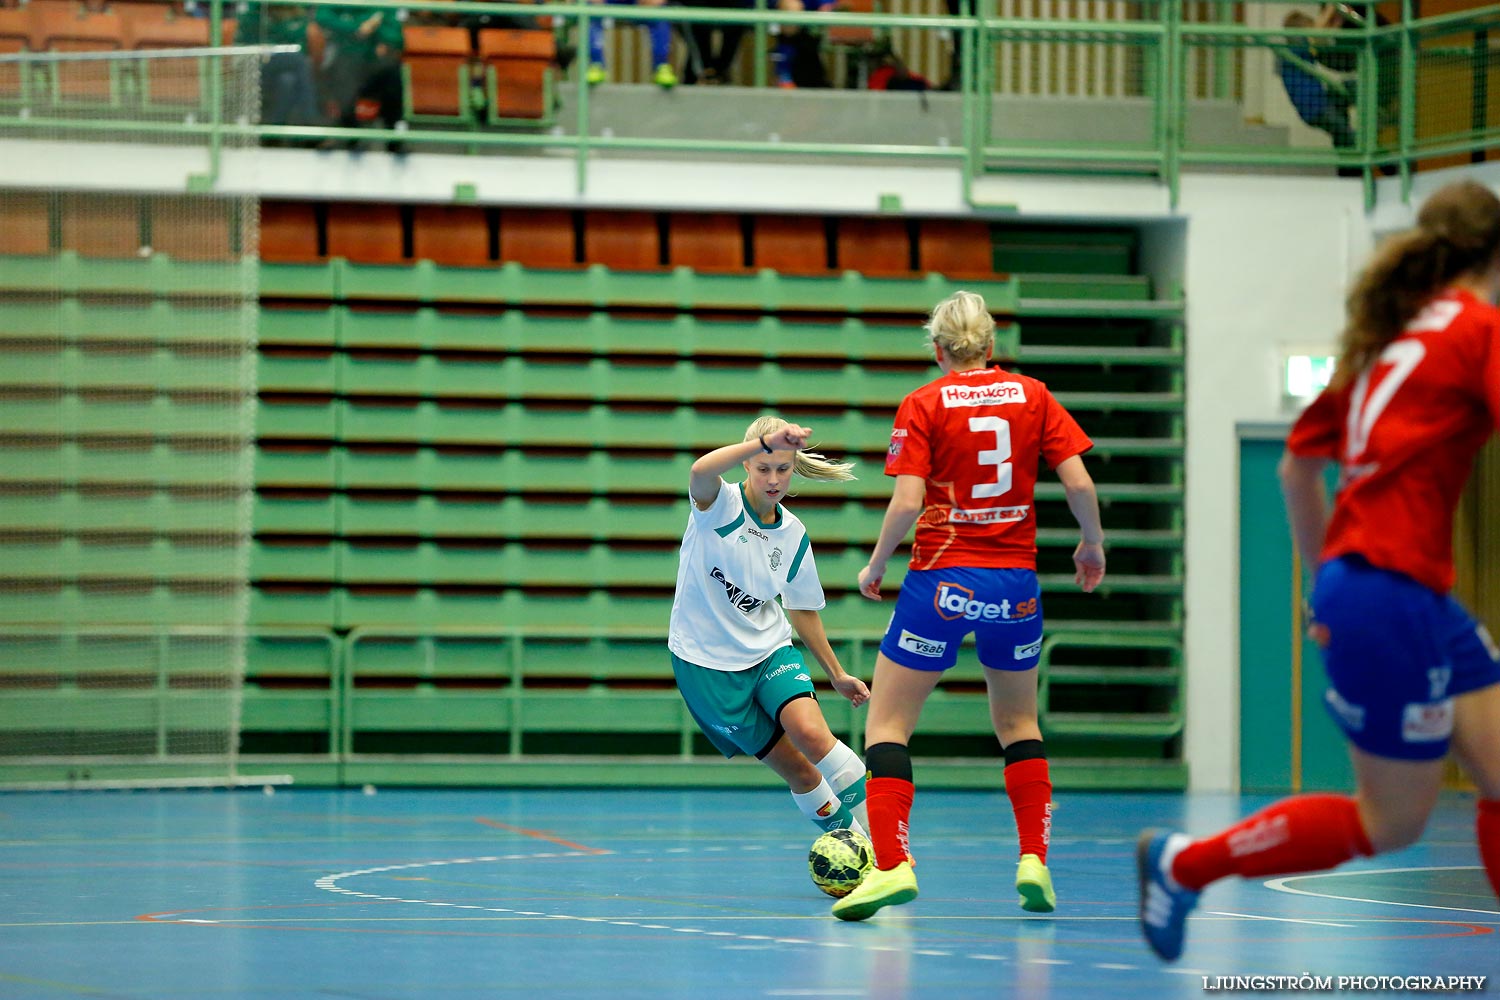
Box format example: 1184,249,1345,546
1237,428,1353,793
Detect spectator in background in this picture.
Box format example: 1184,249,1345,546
679,0,750,85
316,4,408,154
1315,2,1398,128
585,0,677,89
940,0,972,91
772,0,833,88
234,2,321,140
1278,10,1356,151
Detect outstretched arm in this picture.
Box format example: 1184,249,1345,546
1278,450,1331,570
688,423,810,510
1055,454,1105,593
787,608,869,707
858,474,926,599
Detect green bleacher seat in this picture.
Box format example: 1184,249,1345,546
337,494,675,541
0,583,244,626
256,400,337,441
251,540,338,582
0,536,240,582
254,493,338,535
994,226,1138,276
0,441,249,488
250,585,339,628
0,489,242,534
259,352,337,394
255,447,338,489
259,307,338,348
0,392,252,439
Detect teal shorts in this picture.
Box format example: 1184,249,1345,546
671,645,817,759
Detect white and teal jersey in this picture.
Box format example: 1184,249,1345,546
668,479,826,671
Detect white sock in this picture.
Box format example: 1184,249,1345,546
792,777,867,838
815,740,869,831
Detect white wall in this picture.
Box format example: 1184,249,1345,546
1175,174,1370,790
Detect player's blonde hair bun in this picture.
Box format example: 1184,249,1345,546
925,290,995,364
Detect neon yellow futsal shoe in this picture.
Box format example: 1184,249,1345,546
831,861,918,922
585,63,606,86
1016,853,1055,913
652,63,678,88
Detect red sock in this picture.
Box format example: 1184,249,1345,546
865,776,914,870
1479,799,1500,900
1003,757,1052,862
1171,793,1373,892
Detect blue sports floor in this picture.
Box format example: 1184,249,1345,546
0,788,1495,999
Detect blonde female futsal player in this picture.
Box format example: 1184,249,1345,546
669,417,872,836
833,290,1106,921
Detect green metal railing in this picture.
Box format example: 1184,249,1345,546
1,1,1498,204
0,624,1186,787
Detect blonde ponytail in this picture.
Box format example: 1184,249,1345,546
743,415,856,482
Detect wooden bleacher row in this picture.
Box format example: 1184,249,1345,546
0,194,1002,278
0,0,218,109
261,201,1001,278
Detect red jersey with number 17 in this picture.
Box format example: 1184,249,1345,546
1286,288,1500,594
884,366,1093,571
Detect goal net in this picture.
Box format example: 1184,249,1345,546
0,44,270,788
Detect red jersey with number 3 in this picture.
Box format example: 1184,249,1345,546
1287,288,1500,594
885,367,1093,571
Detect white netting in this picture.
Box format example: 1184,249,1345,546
0,46,265,788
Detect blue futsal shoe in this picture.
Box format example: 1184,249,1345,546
1136,829,1199,962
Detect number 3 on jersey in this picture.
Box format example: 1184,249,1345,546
968,416,1012,499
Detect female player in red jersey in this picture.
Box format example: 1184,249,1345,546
832,290,1107,921
1138,179,1500,962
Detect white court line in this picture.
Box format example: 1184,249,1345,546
1264,866,1500,917
1205,910,1353,929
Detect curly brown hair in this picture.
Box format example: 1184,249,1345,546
1333,180,1500,389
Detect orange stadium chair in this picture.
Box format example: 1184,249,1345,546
34,4,126,106
125,14,210,113
917,219,994,279
60,193,142,259
326,203,406,265
148,196,236,262
401,24,474,126
110,2,174,28
0,7,30,105
752,215,830,274
824,0,883,88
259,201,322,264
412,205,491,267
497,208,576,269
667,213,746,273
584,211,660,271
0,191,52,256
477,28,555,124
837,216,911,276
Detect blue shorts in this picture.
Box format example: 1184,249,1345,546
1314,556,1500,762
878,566,1044,672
